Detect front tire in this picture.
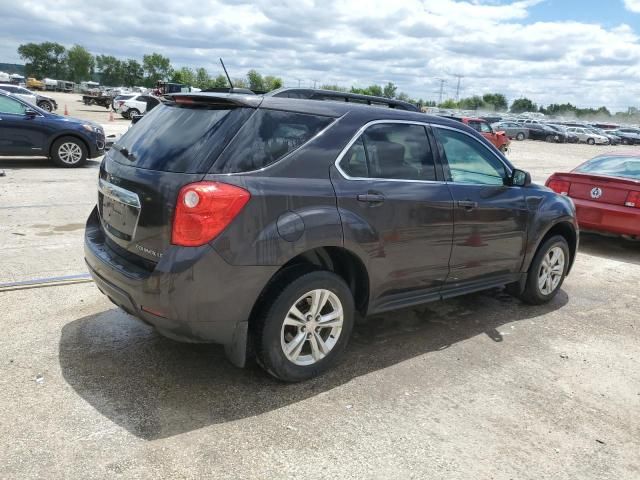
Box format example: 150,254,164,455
255,271,355,382
37,101,52,112
50,136,88,168
516,132,525,141
587,138,595,145
517,235,570,305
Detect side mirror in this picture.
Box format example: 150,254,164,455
510,169,531,187
24,108,38,117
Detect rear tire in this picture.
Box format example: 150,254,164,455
587,138,595,145
516,132,525,141
128,108,140,118
50,136,88,168
254,271,355,382
545,135,555,143
517,235,570,305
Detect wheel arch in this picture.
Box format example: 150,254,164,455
47,132,90,158
247,246,370,336
529,221,578,274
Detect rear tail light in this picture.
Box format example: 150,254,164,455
171,181,250,247
547,179,571,196
625,191,640,208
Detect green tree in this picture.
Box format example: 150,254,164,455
143,53,172,86
194,68,210,88
263,75,283,91
171,67,195,86
438,99,459,109
96,55,124,86
247,69,264,91
65,45,95,83
482,93,508,111
122,59,144,87
17,42,66,78
320,84,347,92
233,77,248,88
382,82,397,99
458,95,485,110
396,92,411,102
510,97,537,114
212,74,229,88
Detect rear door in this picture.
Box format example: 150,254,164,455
331,121,454,309
432,125,528,290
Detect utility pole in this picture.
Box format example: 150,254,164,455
296,78,302,88
436,78,446,104
312,79,319,89
452,74,464,101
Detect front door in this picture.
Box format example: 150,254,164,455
331,121,454,311
433,126,528,291
0,95,46,156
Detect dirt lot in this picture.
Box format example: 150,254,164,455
0,111,638,479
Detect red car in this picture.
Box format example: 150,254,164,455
444,116,511,152
546,153,640,239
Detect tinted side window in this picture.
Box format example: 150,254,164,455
0,96,26,114
213,109,333,173
434,128,507,185
340,137,368,177
362,123,436,181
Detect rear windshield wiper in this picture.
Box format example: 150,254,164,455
112,144,136,162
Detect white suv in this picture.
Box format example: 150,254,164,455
119,94,161,119
0,84,37,105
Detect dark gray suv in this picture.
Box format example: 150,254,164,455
84,93,578,381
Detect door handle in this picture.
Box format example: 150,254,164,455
457,200,478,210
357,193,385,204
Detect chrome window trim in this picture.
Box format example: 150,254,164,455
333,119,444,185
333,119,513,185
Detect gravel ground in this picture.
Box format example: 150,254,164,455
0,108,638,479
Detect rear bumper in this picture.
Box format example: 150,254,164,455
573,197,640,237
84,207,278,347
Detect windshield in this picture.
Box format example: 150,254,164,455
112,104,253,173
575,156,640,180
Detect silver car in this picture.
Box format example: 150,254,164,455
492,121,529,141
564,127,609,145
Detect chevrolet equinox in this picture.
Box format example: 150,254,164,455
84,93,578,381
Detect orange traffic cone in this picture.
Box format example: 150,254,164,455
64,104,69,116
109,111,114,122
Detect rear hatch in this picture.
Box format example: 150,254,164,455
98,95,257,264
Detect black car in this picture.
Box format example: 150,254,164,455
84,93,578,381
525,123,567,143
0,90,104,167
607,128,640,145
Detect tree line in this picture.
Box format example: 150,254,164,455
15,42,629,118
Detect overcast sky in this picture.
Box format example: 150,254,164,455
2,0,640,111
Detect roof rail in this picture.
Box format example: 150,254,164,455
265,88,419,112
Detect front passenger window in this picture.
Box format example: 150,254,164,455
0,96,26,115
434,128,507,186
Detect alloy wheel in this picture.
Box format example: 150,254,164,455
538,247,565,295
58,142,83,165
280,289,344,366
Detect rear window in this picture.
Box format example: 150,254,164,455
575,156,640,180
212,109,333,173
111,104,253,173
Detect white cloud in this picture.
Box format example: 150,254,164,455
1,0,640,110
624,0,640,13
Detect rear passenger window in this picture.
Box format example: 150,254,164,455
213,109,333,173
361,123,436,181
340,137,368,177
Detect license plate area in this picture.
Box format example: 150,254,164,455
98,178,141,242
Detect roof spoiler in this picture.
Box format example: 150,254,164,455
164,92,263,108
